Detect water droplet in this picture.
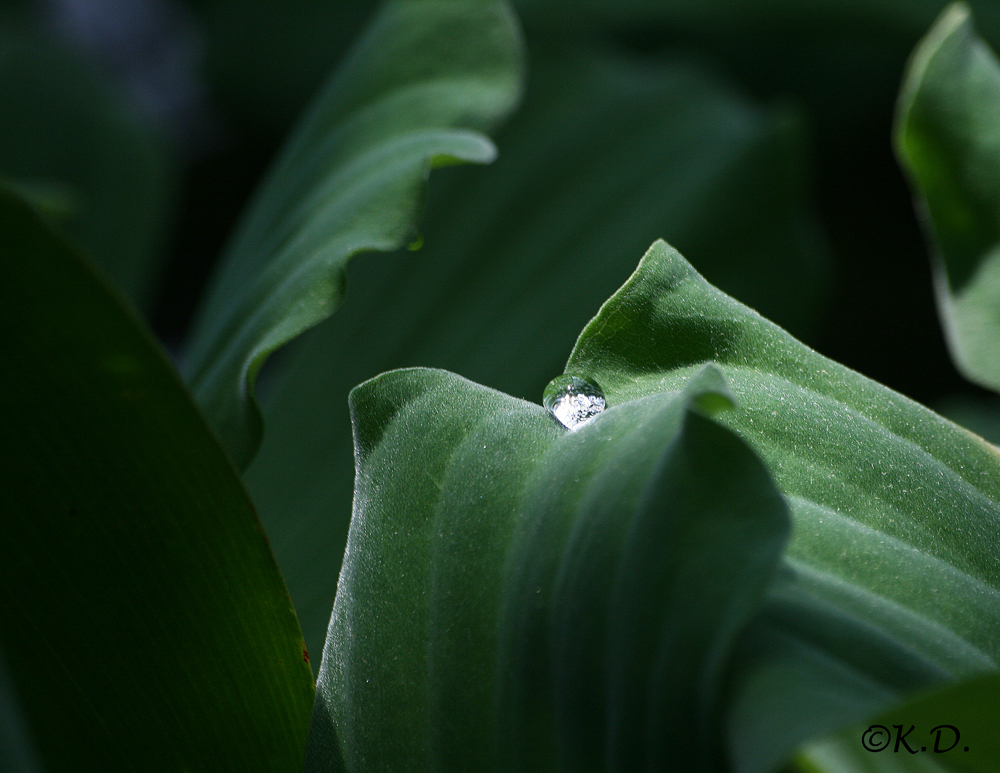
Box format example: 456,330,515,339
406,234,424,251
543,375,606,429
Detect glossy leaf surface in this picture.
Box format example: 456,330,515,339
0,189,314,772
564,241,1000,771
896,3,1000,393
182,0,524,469
306,364,790,772
245,50,830,660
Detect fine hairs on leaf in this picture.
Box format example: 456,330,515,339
4,1,1000,773
311,239,1000,773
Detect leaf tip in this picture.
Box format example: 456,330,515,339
684,363,737,416
897,0,974,130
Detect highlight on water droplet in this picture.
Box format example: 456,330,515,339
543,374,606,429
406,234,424,251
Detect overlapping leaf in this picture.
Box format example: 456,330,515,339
245,48,831,660
564,240,1000,771
0,189,314,772
896,3,1000,394
316,240,1000,772
182,0,524,469
307,365,790,772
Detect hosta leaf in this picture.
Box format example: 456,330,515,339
182,0,523,469
895,3,1000,393
306,365,790,772
245,49,830,660
564,240,1000,771
795,671,1000,772
0,189,314,772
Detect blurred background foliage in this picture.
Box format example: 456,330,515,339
5,0,1000,660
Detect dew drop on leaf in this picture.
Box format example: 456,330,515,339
543,374,606,429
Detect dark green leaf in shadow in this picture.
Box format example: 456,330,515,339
305,364,789,772
182,0,524,469
895,3,1000,393
794,671,1000,773
245,49,830,660
0,30,175,309
513,0,987,147
563,240,1000,772
499,368,791,773
0,189,314,772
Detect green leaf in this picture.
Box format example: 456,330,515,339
0,188,314,772
795,672,1000,772
895,3,1000,393
563,240,1000,771
307,365,789,772
182,0,524,469
245,49,831,661
0,30,175,308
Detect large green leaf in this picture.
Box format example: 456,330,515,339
306,365,790,772
0,189,313,772
895,3,1000,393
0,29,175,308
178,0,1000,414
182,0,524,469
309,239,1000,770
563,241,1000,771
795,671,1000,772
245,48,830,660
